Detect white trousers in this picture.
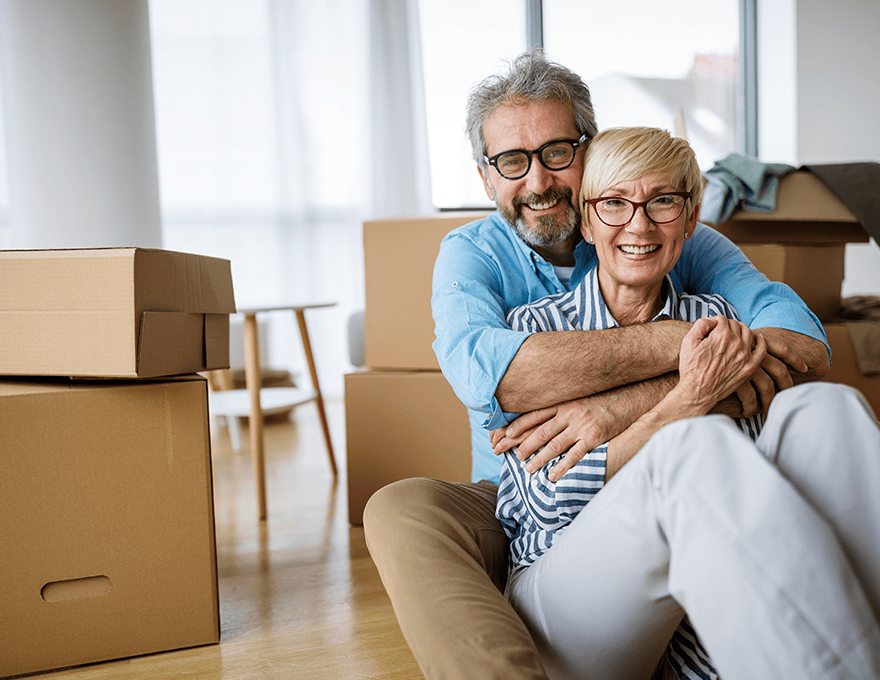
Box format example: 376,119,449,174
505,382,880,680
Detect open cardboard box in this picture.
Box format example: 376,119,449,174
703,171,870,245
0,374,220,677
0,248,236,377
701,170,875,322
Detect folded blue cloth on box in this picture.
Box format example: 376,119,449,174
701,153,795,224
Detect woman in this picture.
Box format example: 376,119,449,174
495,127,880,680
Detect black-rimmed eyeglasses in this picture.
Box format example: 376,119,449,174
484,134,588,180
584,192,692,227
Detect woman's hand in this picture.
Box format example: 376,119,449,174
604,316,766,482
675,316,767,413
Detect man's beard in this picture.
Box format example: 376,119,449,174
497,187,581,249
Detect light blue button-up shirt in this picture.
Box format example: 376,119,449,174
431,211,828,484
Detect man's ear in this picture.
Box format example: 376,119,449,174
477,165,495,202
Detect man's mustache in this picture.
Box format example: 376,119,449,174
512,187,577,213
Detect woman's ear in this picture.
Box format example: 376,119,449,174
582,216,594,244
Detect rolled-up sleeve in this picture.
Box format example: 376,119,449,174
432,231,531,426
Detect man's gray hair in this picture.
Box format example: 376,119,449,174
465,49,599,170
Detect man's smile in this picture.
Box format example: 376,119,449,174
514,187,573,214
525,196,562,211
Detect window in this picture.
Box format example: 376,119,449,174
417,0,527,209
418,0,749,209
544,0,742,170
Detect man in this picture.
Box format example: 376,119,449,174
364,50,830,680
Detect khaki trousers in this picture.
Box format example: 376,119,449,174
364,476,548,679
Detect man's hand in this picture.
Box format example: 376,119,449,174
491,396,623,482
725,329,828,416
491,375,677,482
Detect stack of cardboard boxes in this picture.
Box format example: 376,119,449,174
0,248,236,677
347,180,878,525
344,214,488,525
705,171,880,415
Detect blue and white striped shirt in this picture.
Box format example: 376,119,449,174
497,267,764,680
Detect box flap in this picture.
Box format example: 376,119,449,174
137,312,209,377
0,378,74,398
134,250,236,317
204,314,231,369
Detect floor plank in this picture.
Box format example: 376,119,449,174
23,400,424,680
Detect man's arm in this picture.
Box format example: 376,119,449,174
494,244,832,480
495,321,690,413
717,328,829,415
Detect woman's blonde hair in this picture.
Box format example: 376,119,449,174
581,127,703,222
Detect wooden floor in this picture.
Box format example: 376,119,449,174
28,400,425,680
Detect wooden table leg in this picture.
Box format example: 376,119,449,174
295,309,338,477
243,313,268,520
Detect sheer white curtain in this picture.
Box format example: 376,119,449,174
148,0,432,396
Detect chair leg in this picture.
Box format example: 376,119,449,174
295,309,338,477
227,415,243,452
244,313,268,521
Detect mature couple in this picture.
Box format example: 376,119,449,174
364,50,880,680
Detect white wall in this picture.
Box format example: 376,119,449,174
758,0,880,297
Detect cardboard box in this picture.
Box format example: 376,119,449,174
823,322,880,417
703,171,870,244
345,369,472,524
739,244,845,321
0,248,236,377
0,375,220,677
364,213,490,370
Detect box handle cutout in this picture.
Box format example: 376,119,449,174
41,575,112,602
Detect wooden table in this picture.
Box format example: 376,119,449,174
218,303,338,520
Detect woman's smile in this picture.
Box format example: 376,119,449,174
618,243,661,255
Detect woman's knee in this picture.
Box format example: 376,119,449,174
770,382,875,425
636,415,756,492
646,415,741,463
